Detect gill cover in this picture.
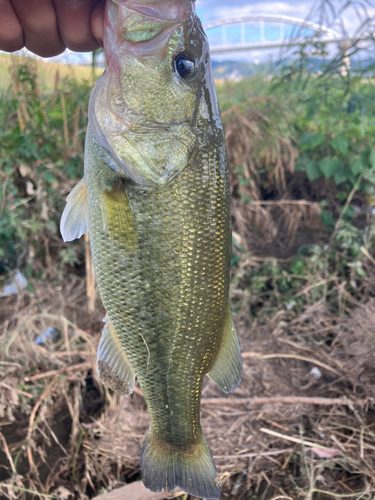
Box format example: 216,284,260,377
88,0,209,187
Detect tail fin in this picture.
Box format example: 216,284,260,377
140,431,220,500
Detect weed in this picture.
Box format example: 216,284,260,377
0,58,91,277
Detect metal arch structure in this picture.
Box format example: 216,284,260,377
203,14,344,54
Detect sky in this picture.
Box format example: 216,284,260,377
196,0,375,27
196,0,315,23
196,0,375,62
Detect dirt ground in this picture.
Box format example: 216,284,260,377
1,254,375,500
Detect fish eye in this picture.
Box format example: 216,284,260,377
174,51,197,79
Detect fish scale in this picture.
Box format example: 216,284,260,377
85,126,229,443
60,1,242,498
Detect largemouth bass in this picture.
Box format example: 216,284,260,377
61,0,242,498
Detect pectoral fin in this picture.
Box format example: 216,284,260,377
97,318,136,396
100,181,138,253
60,177,88,242
208,308,242,394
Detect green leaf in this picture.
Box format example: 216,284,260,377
231,254,240,267
319,157,342,180
321,211,334,226
309,133,325,147
337,191,348,201
306,161,321,181
240,194,252,204
300,132,325,150
357,267,366,278
44,172,56,184
46,219,57,234
344,206,355,219
370,149,375,169
364,184,375,195
351,157,365,176
295,157,306,171
331,135,348,155
333,166,348,185
363,169,375,182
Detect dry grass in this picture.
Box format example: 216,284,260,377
0,277,105,499
0,54,103,90
222,96,331,258
1,266,375,499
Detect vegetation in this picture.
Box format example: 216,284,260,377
2,56,375,279
0,58,91,279
2,18,375,496
216,72,375,324
0,54,102,90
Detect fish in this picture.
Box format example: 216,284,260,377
60,0,242,498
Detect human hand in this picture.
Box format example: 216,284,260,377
0,0,105,57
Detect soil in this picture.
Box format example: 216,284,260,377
1,262,375,499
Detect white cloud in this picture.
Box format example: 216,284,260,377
214,2,312,19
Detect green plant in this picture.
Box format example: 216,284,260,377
294,75,375,200
230,218,367,323
0,59,91,273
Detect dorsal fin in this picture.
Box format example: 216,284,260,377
60,177,88,242
97,318,136,396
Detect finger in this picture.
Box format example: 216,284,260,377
0,0,23,52
91,1,105,45
10,0,65,57
53,0,101,52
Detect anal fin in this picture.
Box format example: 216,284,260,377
208,307,242,393
97,318,136,396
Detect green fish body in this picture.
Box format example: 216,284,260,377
61,1,242,498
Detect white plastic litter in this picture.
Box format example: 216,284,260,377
1,270,28,296
310,367,322,379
